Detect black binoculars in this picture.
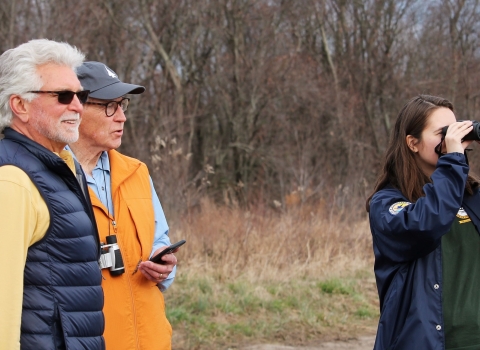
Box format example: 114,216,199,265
441,120,480,141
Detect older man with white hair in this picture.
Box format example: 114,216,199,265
0,39,105,350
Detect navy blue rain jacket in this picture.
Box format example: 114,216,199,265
369,153,480,350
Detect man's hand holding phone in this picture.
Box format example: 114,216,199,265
137,240,186,283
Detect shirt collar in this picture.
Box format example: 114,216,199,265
94,151,111,173
64,145,110,176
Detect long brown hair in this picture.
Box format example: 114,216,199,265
366,95,479,212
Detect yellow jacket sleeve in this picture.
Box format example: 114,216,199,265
0,165,49,350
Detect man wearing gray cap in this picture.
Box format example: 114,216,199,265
69,61,176,350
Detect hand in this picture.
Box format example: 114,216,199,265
445,121,474,154
138,246,177,283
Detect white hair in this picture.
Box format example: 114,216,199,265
0,39,85,130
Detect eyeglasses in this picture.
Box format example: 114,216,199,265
85,98,130,117
28,90,90,105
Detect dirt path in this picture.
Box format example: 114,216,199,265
242,335,375,350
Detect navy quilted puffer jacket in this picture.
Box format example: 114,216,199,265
0,128,105,350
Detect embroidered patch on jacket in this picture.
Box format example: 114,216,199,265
457,207,471,224
388,201,411,215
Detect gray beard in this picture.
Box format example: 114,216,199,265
31,111,80,145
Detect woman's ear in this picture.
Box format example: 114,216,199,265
406,135,418,152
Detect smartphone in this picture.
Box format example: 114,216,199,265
149,239,186,264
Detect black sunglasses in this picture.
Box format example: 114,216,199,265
28,90,90,105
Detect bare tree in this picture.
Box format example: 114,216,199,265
2,0,480,214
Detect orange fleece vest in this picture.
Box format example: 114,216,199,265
90,150,172,350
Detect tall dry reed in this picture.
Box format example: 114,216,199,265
170,198,374,283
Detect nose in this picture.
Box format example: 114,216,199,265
113,107,127,122
68,95,84,113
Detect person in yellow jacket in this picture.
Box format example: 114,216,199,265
0,40,105,350
68,61,178,350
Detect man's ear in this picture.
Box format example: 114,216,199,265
9,95,29,123
406,135,418,152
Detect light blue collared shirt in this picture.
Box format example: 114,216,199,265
72,150,175,291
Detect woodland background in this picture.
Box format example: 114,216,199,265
1,0,480,215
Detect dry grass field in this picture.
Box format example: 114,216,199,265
165,199,378,349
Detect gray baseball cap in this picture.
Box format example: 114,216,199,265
77,61,145,99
